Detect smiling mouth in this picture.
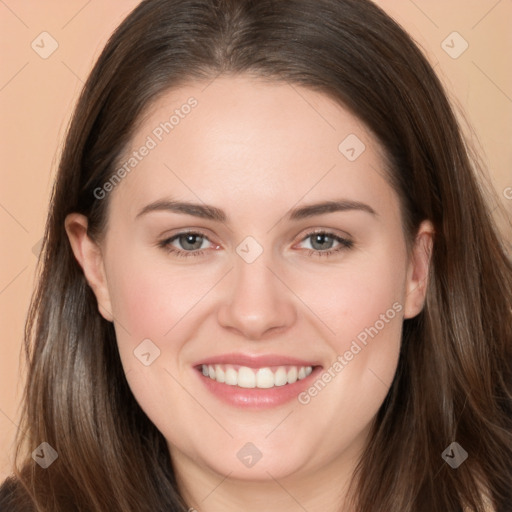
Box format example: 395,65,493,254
198,364,316,389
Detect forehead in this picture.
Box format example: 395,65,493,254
110,75,396,222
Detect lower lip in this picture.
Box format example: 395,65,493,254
195,366,323,409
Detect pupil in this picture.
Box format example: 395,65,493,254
181,234,202,250
312,234,332,250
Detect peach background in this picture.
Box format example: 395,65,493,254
0,0,511,480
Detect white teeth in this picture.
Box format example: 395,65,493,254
215,365,225,383
287,366,298,384
255,368,275,388
200,364,314,388
238,367,256,388
225,367,238,386
274,367,288,386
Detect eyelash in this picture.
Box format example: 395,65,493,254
158,229,354,259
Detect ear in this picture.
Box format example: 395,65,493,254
403,220,434,319
64,213,113,322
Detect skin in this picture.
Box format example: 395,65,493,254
66,75,433,512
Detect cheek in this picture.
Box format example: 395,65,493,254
290,245,406,415
105,251,219,343
291,246,407,351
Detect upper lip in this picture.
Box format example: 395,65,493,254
194,353,322,369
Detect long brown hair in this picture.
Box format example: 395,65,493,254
2,0,511,510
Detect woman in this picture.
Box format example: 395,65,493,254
1,0,511,510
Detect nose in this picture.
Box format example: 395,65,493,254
217,254,297,340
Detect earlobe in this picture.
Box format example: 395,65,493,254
64,213,114,322
403,220,434,319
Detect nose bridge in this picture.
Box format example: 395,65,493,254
217,245,296,339
233,253,276,299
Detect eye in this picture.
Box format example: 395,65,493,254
158,231,217,258
157,229,353,259
297,230,354,257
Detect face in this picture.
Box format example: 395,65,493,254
67,76,432,491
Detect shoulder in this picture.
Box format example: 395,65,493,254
0,476,35,511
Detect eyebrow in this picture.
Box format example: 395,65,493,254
135,198,377,222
